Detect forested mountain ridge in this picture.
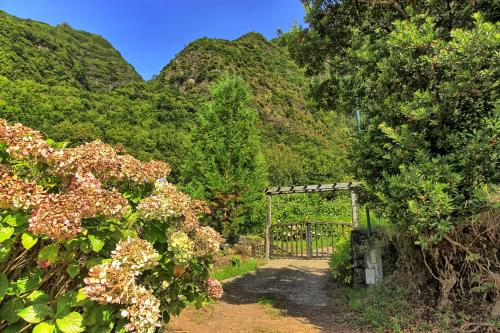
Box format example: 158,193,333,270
158,32,318,136
0,10,141,91
0,11,350,185
156,32,350,184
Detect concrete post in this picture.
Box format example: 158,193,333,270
350,190,359,228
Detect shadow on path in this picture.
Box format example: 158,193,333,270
221,259,356,333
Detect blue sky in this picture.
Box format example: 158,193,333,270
0,0,306,79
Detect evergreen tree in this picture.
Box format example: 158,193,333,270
181,76,268,240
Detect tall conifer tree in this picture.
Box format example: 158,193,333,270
181,76,268,240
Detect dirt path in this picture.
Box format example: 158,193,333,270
166,259,358,333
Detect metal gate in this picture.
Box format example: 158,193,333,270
270,221,351,259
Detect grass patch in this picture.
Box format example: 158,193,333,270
211,257,265,281
258,296,278,306
258,296,284,318
341,282,500,332
342,283,438,333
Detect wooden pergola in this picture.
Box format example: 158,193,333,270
264,182,361,259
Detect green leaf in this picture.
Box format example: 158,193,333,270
56,312,84,333
2,322,25,333
74,289,88,305
79,241,91,253
0,226,14,243
3,213,28,227
56,293,72,317
85,257,104,268
38,244,59,264
15,269,43,294
21,232,38,250
18,304,54,323
26,290,50,305
33,320,56,333
66,263,80,278
0,239,13,262
56,289,89,317
0,298,24,323
0,273,8,301
88,235,105,253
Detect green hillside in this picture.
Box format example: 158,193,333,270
157,32,351,184
158,32,316,134
0,10,141,91
0,11,350,185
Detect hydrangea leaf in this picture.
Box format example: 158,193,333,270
21,232,38,250
56,311,85,333
38,244,59,264
0,273,8,302
33,320,56,333
17,304,54,323
0,226,14,243
66,263,80,278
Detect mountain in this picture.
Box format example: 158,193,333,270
0,10,141,92
158,32,316,134
0,11,350,185
156,32,350,184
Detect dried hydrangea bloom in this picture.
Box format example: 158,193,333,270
111,237,159,272
123,287,161,333
137,180,201,231
206,278,223,300
0,165,45,210
194,226,221,257
167,231,194,266
54,140,171,183
0,120,171,185
84,260,135,304
136,194,179,221
29,172,129,240
29,193,83,240
0,119,55,161
84,239,161,333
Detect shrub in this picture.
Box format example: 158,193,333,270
233,235,264,258
0,119,222,333
329,227,352,285
349,15,499,308
230,255,241,267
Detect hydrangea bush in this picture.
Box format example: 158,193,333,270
0,119,222,333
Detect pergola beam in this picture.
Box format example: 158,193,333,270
265,182,360,196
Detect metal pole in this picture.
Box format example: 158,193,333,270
265,194,272,259
356,108,361,133
366,206,372,248
355,95,362,134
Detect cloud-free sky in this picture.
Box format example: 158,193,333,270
0,0,306,79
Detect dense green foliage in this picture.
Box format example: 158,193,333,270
0,11,351,235
0,77,196,176
0,11,141,92
283,0,499,313
157,31,351,185
182,77,268,240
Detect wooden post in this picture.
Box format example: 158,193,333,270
265,194,272,259
306,222,312,259
350,190,359,228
